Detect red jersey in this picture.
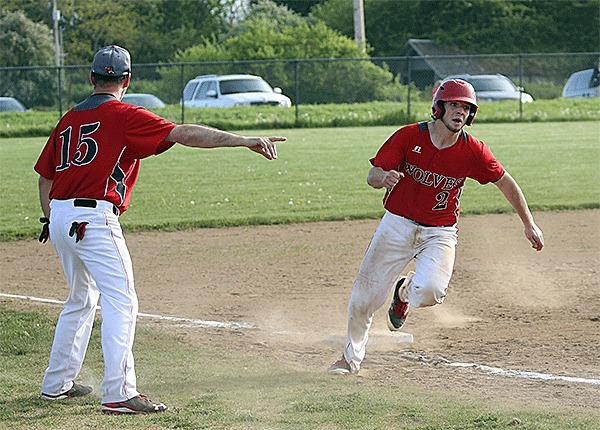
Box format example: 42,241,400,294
370,122,505,226
34,95,176,213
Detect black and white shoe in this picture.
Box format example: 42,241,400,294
41,381,93,400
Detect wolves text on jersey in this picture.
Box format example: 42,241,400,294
403,162,465,191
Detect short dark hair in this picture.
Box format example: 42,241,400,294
92,72,128,86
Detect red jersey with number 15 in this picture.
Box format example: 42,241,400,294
370,122,505,227
34,95,176,214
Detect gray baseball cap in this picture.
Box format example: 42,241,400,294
91,45,131,76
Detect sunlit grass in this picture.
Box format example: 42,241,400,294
1,122,598,240
1,98,599,138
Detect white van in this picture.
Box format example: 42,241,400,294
562,68,600,98
182,74,292,108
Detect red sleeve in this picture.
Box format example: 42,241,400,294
156,140,176,155
123,106,176,159
369,128,407,171
34,126,60,179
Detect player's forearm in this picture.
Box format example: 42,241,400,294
167,124,249,149
495,173,535,227
367,167,387,188
38,176,52,218
368,166,402,190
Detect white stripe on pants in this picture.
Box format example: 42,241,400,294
41,199,139,403
344,211,458,372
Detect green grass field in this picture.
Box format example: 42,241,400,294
1,122,599,428
1,304,599,430
1,122,599,240
1,98,599,138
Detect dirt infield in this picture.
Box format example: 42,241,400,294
2,209,599,410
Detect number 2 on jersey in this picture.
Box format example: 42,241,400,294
432,191,450,210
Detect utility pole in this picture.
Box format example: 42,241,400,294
353,0,366,54
53,0,63,116
53,0,61,67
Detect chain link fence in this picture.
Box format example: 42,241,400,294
1,52,598,123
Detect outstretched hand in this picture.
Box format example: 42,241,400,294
525,223,544,251
247,136,286,160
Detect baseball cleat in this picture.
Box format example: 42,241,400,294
40,381,93,400
327,356,357,375
387,276,410,331
101,394,168,414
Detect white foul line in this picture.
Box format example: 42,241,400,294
446,362,600,385
397,348,600,386
137,312,256,329
3,292,598,384
0,292,256,329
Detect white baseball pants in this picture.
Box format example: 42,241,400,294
343,211,458,372
41,199,139,403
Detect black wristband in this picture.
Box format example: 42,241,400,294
40,217,50,224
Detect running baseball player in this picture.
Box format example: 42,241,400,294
35,45,284,414
328,79,544,375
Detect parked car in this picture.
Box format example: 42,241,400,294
562,68,600,98
444,74,534,103
0,97,27,112
183,74,292,108
122,93,166,108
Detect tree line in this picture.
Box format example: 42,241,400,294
3,0,597,67
1,0,598,108
282,0,599,56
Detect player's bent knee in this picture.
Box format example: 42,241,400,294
409,283,447,308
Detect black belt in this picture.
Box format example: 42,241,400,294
73,198,120,216
406,216,454,228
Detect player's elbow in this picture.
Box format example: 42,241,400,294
39,175,53,190
166,125,197,147
367,167,384,189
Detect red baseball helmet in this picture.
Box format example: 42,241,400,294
431,79,479,126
